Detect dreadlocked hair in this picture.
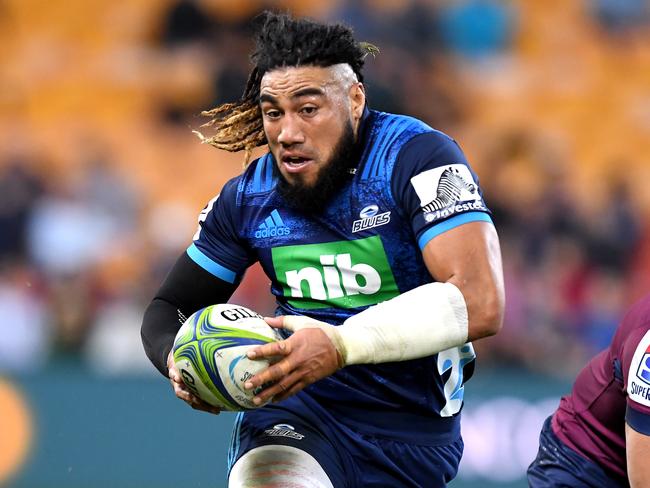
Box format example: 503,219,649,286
194,11,379,165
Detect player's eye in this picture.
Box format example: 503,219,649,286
301,106,317,116
264,109,281,119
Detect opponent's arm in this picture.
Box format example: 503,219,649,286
626,422,650,487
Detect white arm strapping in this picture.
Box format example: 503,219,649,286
330,282,469,365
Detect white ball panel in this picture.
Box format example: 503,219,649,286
175,356,228,409
217,345,273,409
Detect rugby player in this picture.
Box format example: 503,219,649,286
528,293,650,487
142,11,504,487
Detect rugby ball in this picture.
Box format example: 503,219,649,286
172,304,279,411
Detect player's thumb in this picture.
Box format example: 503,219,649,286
278,315,321,332
264,315,315,331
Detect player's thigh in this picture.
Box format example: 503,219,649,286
352,434,463,488
228,408,349,487
229,445,333,488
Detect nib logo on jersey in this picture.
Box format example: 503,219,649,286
255,209,291,239
271,236,399,309
410,164,487,223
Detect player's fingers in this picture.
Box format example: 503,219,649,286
281,315,322,332
247,339,291,360
173,382,220,414
264,315,320,332
264,316,285,328
168,362,182,383
189,396,221,415
251,370,304,405
174,385,193,403
244,356,294,392
169,371,183,385
172,379,195,401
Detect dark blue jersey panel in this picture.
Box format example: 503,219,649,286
391,131,493,250
188,177,253,283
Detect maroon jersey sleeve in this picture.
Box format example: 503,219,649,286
622,303,650,434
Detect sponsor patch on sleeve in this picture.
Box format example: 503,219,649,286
410,164,487,223
627,329,650,408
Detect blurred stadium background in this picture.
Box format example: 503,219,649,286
1,0,649,486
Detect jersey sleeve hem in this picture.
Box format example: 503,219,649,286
417,212,493,250
626,404,650,436
186,243,238,284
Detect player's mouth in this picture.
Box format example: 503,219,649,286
281,154,314,173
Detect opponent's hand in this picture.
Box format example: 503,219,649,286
244,315,343,405
167,350,221,415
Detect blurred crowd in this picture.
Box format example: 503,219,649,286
0,0,649,379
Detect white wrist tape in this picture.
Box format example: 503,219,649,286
333,282,469,365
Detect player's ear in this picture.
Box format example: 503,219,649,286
349,82,365,122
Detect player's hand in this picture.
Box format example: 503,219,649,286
167,350,221,415
244,315,343,404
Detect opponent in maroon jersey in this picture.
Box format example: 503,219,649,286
528,293,650,487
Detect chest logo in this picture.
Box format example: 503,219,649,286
352,205,391,233
255,209,291,239
271,236,399,310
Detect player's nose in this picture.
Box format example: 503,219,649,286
277,115,305,146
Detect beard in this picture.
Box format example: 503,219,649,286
275,121,357,214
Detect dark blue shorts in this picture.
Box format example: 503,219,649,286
228,394,463,487
527,416,624,488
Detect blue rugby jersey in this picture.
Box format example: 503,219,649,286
188,109,493,444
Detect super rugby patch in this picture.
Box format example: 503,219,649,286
410,164,487,223
628,329,650,407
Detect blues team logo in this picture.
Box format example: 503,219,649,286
264,423,305,440
352,204,391,233
636,347,650,385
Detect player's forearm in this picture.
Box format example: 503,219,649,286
332,282,471,365
141,298,183,376
141,251,239,375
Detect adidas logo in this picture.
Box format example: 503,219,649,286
255,209,291,239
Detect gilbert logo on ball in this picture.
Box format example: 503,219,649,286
172,304,279,411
